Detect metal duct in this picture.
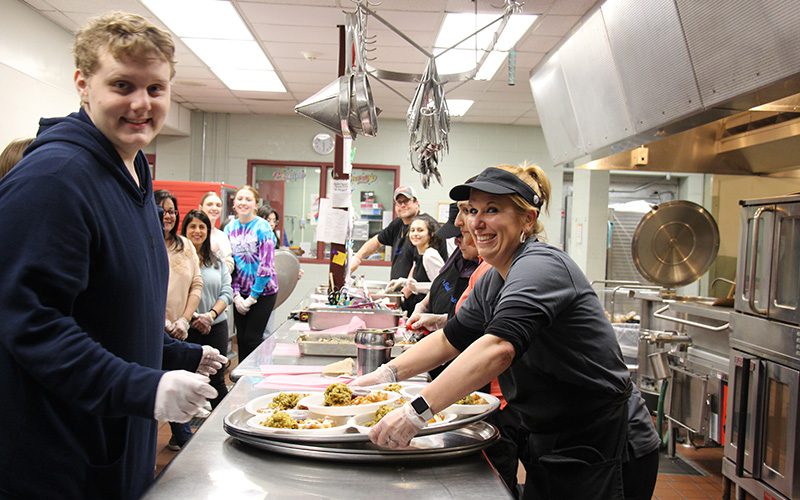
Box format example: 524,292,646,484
530,0,800,173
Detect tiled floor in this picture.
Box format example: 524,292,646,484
653,445,726,500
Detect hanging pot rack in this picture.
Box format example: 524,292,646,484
295,0,525,187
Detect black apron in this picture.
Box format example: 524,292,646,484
520,381,632,500
427,259,469,317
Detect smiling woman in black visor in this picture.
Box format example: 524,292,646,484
352,164,659,500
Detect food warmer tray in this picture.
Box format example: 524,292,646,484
223,406,495,444
296,334,413,357
225,419,499,463
307,309,402,330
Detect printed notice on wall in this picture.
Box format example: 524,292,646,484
316,198,349,244
331,179,351,208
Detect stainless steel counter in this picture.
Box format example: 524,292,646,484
146,318,512,499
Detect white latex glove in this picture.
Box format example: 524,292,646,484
244,295,258,308
233,295,250,315
407,313,447,332
350,255,362,273
350,363,396,387
401,278,418,299
154,370,218,423
369,402,426,448
170,318,189,341
191,313,213,335
197,346,228,376
164,319,174,334
384,277,407,292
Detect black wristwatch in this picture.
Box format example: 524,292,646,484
409,395,434,421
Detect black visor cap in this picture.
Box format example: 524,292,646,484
449,167,541,208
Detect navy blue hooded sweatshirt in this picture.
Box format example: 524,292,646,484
0,109,200,499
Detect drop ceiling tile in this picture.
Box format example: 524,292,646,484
195,103,252,114
252,23,338,45
174,66,216,81
516,34,562,53
547,0,599,16
532,15,580,37
237,4,345,27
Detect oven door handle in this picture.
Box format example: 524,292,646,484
734,357,751,478
652,304,730,331
747,207,772,315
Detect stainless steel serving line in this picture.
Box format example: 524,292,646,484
146,307,512,499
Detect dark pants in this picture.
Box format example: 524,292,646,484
483,405,526,497
233,293,276,363
169,421,192,446
187,320,230,409
622,447,659,500
520,399,629,500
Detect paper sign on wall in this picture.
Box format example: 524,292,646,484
316,198,350,244
331,179,351,208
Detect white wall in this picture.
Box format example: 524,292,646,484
154,112,563,247
0,0,76,146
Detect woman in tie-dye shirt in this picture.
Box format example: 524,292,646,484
225,185,278,362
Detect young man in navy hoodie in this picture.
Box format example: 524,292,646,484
0,12,226,499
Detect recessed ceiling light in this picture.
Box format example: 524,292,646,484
447,99,474,117
142,0,286,93
433,12,536,81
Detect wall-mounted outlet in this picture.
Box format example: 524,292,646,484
632,146,649,166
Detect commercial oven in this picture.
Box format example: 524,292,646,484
723,193,800,500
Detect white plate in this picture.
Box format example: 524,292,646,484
244,391,319,415
401,385,499,415
348,410,458,434
367,381,423,397
446,391,500,415
299,390,401,416
399,384,426,400
246,413,350,436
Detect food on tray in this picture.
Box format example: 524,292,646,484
261,411,299,429
258,411,336,430
351,391,389,405
456,393,488,405
383,383,402,392
323,382,391,406
366,404,395,426
265,392,309,411
322,357,354,376
324,383,353,406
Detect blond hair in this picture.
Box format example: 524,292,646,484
74,12,176,78
237,185,261,204
494,163,551,238
0,138,34,179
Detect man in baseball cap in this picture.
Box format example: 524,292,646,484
351,185,446,279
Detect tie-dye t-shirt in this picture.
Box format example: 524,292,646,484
225,216,278,298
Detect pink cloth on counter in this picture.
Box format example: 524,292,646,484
255,373,354,390
259,365,325,375
315,316,366,335
271,343,301,356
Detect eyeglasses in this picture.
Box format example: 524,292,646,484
163,210,176,217
394,198,413,206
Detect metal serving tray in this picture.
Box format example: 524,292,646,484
296,333,413,357
224,413,498,462
223,405,495,444
307,309,402,330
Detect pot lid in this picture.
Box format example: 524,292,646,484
631,200,719,288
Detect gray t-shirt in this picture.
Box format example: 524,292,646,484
445,239,630,433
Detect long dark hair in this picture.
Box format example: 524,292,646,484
154,189,183,252
410,215,442,251
181,209,219,268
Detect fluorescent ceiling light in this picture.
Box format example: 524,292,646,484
433,12,536,80
142,0,286,93
183,39,273,71
216,70,286,92
141,0,252,40
446,99,474,117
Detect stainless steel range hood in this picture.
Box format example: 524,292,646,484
529,0,800,175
